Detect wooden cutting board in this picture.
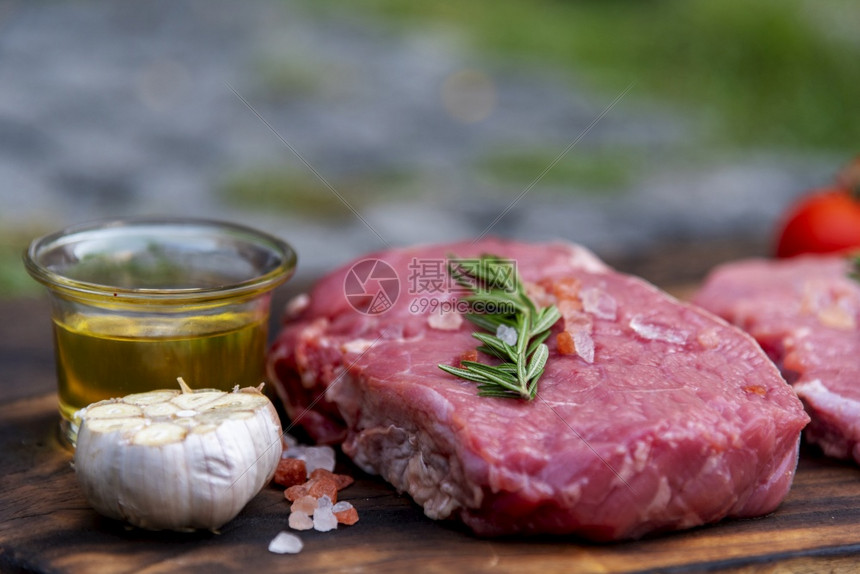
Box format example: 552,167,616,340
3,270,860,573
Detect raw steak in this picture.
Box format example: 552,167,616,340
268,239,808,541
694,255,860,463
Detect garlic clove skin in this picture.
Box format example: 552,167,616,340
74,385,283,532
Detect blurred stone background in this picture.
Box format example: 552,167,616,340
1,0,857,295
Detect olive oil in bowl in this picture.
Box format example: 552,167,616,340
23,218,296,447
54,311,269,425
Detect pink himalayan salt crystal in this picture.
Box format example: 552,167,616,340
288,511,314,531
557,299,595,363
332,501,359,526
282,444,336,476
291,495,319,515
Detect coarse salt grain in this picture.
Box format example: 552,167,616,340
285,483,309,502
273,458,307,488
332,501,359,526
629,314,687,345
696,326,721,349
427,311,463,331
307,475,339,502
288,511,314,531
496,324,518,346
572,327,595,364
268,531,304,554
273,441,360,534
309,468,355,490
313,495,338,532
285,293,310,319
581,287,617,320
341,338,376,354
559,307,595,364
291,494,319,515
313,512,338,532
283,444,336,476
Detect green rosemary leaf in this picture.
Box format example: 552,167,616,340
472,332,508,355
476,344,507,360
517,280,538,315
437,253,561,401
494,363,519,374
468,254,511,289
526,344,549,381
460,361,520,390
515,314,529,357
437,364,490,384
477,387,520,399
531,306,562,338
464,313,507,333
527,374,541,399
526,329,552,358
471,331,517,363
502,341,519,363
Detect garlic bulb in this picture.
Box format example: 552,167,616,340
73,379,283,531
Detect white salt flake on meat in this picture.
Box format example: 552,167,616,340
581,287,617,320
566,248,609,273
496,324,518,346
268,531,304,554
427,311,463,331
799,280,859,330
816,301,857,330
288,511,314,531
341,338,376,354
285,293,310,319
313,495,338,532
630,314,687,345
561,306,595,363
524,281,552,307
696,326,721,349
573,329,595,364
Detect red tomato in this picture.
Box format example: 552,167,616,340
775,188,860,258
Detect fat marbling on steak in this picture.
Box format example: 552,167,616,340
268,239,808,541
694,255,860,464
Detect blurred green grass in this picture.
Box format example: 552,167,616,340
312,0,860,152
219,167,416,218
475,147,641,193
0,233,39,298
8,1,858,300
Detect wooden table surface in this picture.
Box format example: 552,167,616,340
3,240,860,573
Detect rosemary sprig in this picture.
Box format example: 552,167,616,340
437,254,561,400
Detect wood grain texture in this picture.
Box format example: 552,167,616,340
3,391,860,574
4,242,860,573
